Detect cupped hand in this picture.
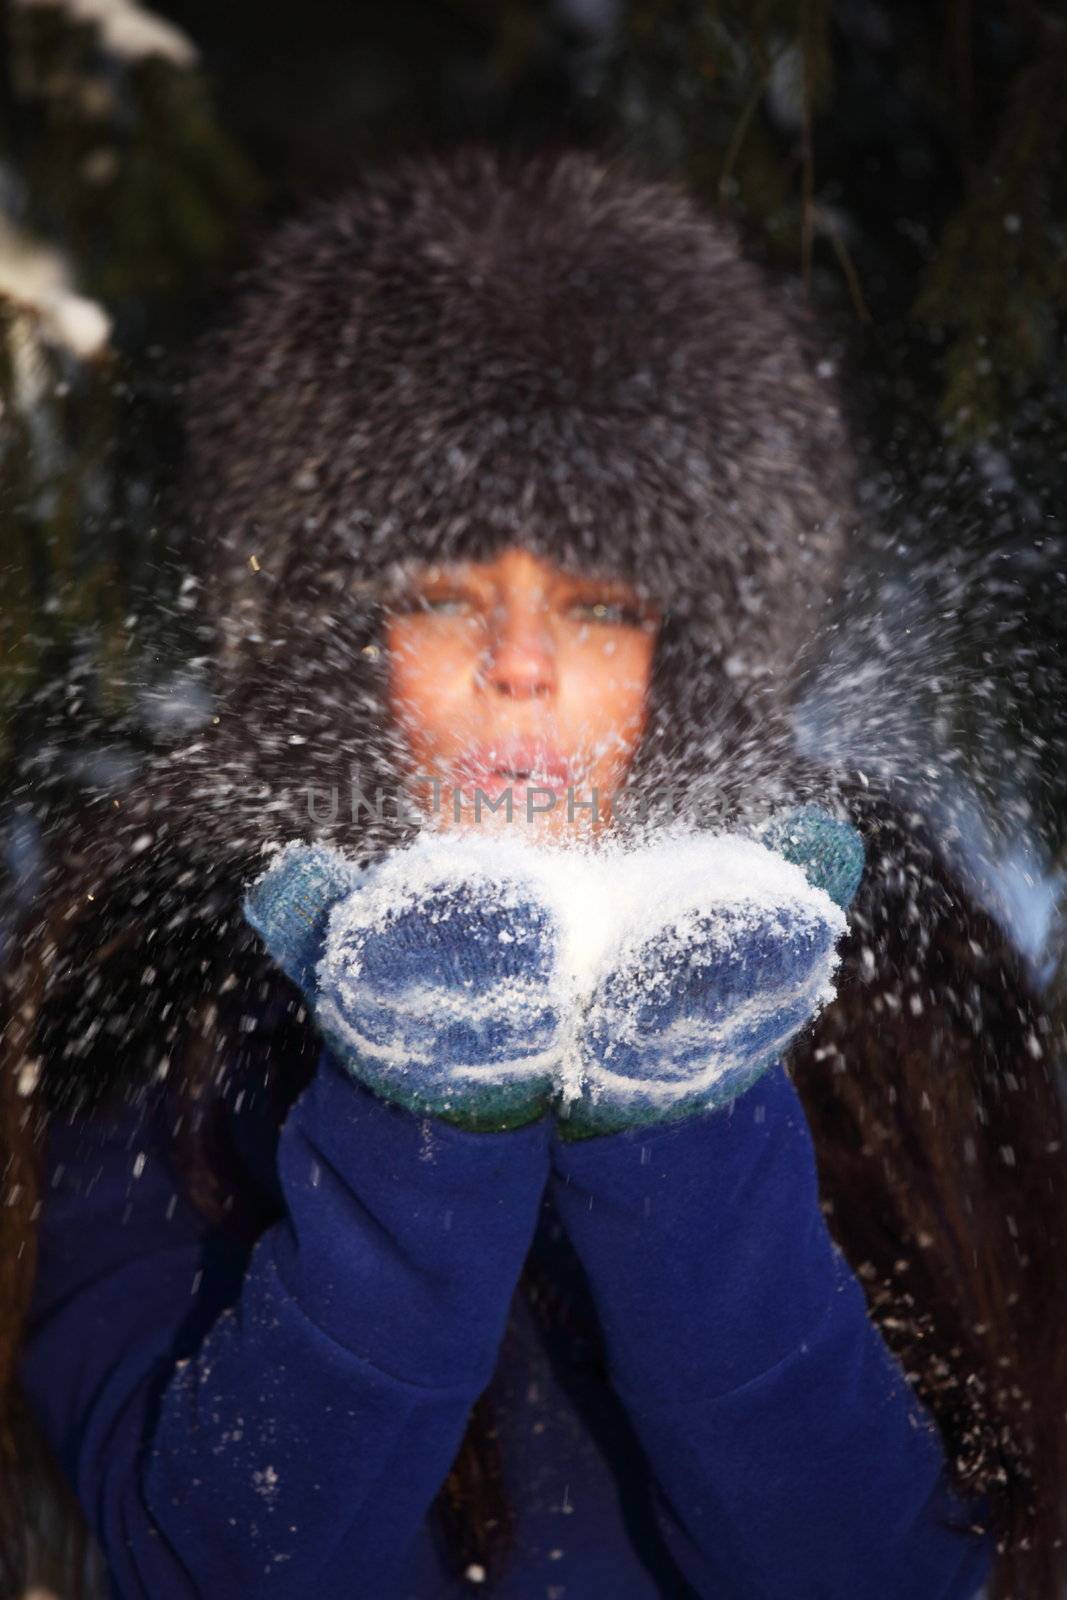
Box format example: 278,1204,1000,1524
243,833,568,1131
554,808,864,1140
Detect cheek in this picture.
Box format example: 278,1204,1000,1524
385,622,475,749
561,635,655,761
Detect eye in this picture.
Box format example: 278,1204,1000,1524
422,592,473,615
567,597,647,627
394,588,477,617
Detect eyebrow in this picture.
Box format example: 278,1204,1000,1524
393,567,495,599
561,574,646,598
366,560,660,612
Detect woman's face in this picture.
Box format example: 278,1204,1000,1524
384,546,660,841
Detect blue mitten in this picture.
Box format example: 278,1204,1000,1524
243,833,567,1132
555,808,865,1140
243,842,365,992
755,803,866,911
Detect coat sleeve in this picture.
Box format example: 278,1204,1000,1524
18,1046,551,1598
548,1065,994,1600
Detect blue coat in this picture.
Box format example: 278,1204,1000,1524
19,1046,993,1598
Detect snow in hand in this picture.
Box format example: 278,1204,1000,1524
298,816,856,1125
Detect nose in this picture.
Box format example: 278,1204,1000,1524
479,597,557,700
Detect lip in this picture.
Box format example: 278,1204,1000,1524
452,739,577,793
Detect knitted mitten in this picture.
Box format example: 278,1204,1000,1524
755,803,866,911
243,833,566,1132
243,842,365,993
555,808,865,1141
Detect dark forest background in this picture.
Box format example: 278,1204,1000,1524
0,0,1064,997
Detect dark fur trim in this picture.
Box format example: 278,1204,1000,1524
184,146,857,698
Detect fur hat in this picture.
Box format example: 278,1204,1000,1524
186,150,856,685
168,147,863,862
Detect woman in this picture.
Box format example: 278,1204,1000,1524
1,147,1064,1598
